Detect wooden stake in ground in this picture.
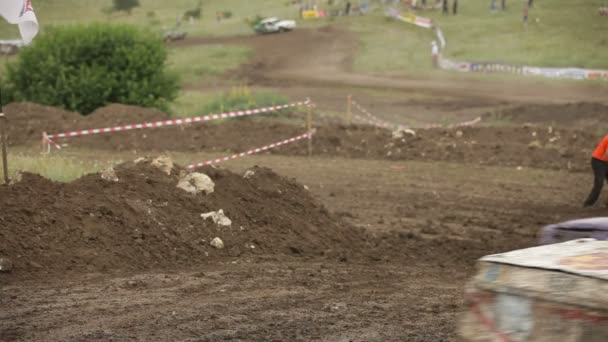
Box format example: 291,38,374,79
346,94,352,125
0,112,9,184
307,104,313,157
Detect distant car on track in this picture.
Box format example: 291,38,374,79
254,17,296,34
163,29,187,42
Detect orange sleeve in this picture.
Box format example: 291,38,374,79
592,136,608,161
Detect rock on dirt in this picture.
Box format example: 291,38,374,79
243,170,255,179
9,170,23,185
0,258,13,272
177,172,214,195
201,210,232,227
210,237,224,249
392,127,416,139
101,167,119,182
151,156,174,175
528,140,543,149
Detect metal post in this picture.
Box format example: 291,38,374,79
307,104,313,157
0,85,9,184
0,112,8,184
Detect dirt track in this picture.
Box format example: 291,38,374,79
2,154,605,341
2,23,608,342
177,26,608,126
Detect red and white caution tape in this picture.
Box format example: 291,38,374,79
351,99,410,131
187,131,314,169
46,137,62,150
46,100,310,140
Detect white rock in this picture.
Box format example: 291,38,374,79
9,171,22,185
151,156,174,175
201,210,232,227
210,237,224,249
243,170,255,179
177,173,214,195
392,127,416,139
517,166,523,171
101,167,119,182
528,140,542,149
548,126,553,134
133,157,146,164
455,130,464,138
0,258,13,272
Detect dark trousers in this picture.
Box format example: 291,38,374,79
584,158,608,207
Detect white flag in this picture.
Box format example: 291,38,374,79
0,0,39,44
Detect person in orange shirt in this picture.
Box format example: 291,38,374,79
583,135,608,207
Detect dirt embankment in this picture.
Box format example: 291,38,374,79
0,159,372,278
4,101,606,172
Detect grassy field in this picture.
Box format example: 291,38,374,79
0,0,603,78
167,44,252,85
0,0,302,38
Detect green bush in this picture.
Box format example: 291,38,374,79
113,0,140,14
4,24,179,115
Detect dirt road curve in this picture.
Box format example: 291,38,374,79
176,27,608,108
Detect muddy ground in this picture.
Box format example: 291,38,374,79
4,101,607,173
1,25,608,342
2,154,606,341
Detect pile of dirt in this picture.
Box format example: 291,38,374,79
3,102,82,146
3,102,171,147
303,124,599,172
4,101,603,171
484,102,608,129
0,159,370,277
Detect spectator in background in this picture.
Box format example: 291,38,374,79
528,0,533,7
346,1,352,15
453,0,458,15
523,2,529,25
442,0,449,14
501,0,506,11
360,0,368,14
431,40,439,68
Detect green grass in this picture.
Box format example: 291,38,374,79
0,0,302,39
1,152,119,183
170,90,221,117
348,0,608,74
167,44,252,85
0,0,603,88
429,0,607,69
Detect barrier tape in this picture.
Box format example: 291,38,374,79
353,114,394,129
351,99,408,130
46,100,310,140
187,130,314,169
352,98,480,130
46,137,62,150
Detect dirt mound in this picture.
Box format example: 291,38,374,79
3,102,81,146
485,102,608,129
0,159,369,277
4,101,603,171
303,124,599,172
87,104,169,126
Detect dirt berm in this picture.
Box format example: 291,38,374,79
4,101,605,171
0,159,372,278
